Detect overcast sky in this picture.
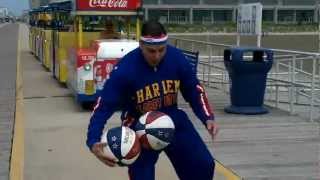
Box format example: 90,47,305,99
0,0,29,15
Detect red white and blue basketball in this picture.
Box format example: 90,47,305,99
135,111,175,151
101,126,141,166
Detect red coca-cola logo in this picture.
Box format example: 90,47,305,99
76,0,140,10
89,0,128,8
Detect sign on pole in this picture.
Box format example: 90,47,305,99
237,3,263,47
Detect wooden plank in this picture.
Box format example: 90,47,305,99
178,86,320,179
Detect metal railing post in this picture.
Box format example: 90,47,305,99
275,58,280,108
296,58,301,105
299,59,303,72
289,55,296,114
310,56,317,122
208,45,212,87
295,58,301,106
169,37,320,119
174,39,178,48
202,54,205,83
191,42,195,52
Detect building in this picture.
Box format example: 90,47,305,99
29,0,320,24
143,0,320,24
0,7,8,18
29,0,50,9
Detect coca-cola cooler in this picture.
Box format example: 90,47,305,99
93,39,139,93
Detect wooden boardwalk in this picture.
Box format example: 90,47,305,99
0,23,19,180
180,87,320,179
4,23,319,179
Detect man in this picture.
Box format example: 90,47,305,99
87,20,218,180
100,19,120,39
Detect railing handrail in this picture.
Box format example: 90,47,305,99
171,37,320,57
171,37,320,121
171,37,233,48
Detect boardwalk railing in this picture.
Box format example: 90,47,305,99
170,38,320,121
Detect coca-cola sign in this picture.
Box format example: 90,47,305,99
76,0,141,11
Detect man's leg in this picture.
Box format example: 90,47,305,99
164,110,215,180
128,148,160,180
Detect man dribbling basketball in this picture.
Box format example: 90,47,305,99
87,20,219,180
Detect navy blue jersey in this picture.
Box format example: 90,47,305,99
86,45,214,149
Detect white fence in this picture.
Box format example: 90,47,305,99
170,37,320,121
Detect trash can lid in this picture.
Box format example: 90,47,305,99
229,47,273,53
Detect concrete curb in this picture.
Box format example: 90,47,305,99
215,159,242,180
10,24,24,180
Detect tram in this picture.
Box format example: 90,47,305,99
40,6,53,70
49,1,73,81
66,0,143,106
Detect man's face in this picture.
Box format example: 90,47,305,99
140,42,167,67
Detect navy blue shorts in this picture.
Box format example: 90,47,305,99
128,109,215,180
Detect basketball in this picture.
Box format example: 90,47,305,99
135,111,175,151
101,126,141,166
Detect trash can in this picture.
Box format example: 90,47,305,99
224,47,273,114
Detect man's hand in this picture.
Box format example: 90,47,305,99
91,142,117,167
206,120,219,142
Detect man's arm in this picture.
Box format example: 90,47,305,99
86,64,129,150
178,51,214,123
177,50,218,139
86,64,130,166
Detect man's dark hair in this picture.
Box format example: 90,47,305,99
141,20,167,37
